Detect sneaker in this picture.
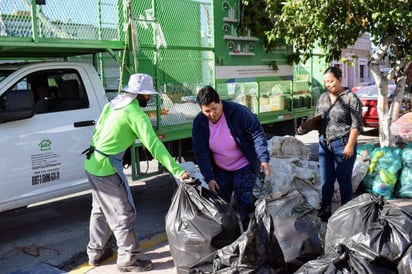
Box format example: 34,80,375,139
88,248,114,266
317,205,332,222
117,258,153,272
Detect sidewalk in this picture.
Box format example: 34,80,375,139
70,234,176,274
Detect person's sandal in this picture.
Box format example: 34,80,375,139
88,248,114,266
117,258,153,272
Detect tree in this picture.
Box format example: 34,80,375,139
239,0,412,146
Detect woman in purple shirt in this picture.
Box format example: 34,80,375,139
192,86,271,228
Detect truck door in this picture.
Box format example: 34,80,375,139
0,66,103,212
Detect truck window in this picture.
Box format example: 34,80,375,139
27,70,90,114
0,89,35,123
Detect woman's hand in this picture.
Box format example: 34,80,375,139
260,162,271,177
297,126,308,135
208,179,220,193
343,144,355,159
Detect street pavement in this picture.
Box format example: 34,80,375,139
3,128,380,274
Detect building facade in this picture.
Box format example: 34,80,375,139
330,33,372,90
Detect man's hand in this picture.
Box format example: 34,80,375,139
179,171,191,180
208,179,220,193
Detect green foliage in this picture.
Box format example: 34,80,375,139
240,0,412,64
238,0,283,51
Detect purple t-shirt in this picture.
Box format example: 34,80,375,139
209,113,249,171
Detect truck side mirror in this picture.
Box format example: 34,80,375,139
0,90,35,123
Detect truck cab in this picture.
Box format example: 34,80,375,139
0,62,107,212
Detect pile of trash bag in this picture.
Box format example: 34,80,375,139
168,136,412,273
188,195,322,274
256,136,321,209
296,193,412,273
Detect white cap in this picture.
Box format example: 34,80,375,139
122,73,159,95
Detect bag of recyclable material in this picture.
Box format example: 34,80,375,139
267,136,311,160
390,111,412,142
360,147,402,199
397,144,412,198
325,194,412,267
295,244,397,274
165,179,240,274
266,190,322,272
210,199,285,274
371,147,402,199
262,157,321,208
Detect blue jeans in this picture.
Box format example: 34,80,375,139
318,135,356,208
214,164,256,220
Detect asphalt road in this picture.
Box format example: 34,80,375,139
0,128,379,273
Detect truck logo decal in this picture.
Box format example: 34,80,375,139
39,139,52,151
31,151,62,186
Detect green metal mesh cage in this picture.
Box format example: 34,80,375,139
139,47,214,127
132,0,214,128
0,0,121,40
132,0,213,49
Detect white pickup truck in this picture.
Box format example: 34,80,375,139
0,62,109,212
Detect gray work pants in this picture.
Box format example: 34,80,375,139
86,171,140,266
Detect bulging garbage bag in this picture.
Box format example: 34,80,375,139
211,199,285,274
373,147,402,199
360,147,403,199
325,193,412,268
295,244,397,274
165,179,240,274
397,144,412,198
390,111,412,142
266,190,323,272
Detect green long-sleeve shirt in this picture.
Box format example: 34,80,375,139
84,100,184,177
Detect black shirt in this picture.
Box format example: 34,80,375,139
316,88,363,142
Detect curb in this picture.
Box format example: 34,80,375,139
69,233,168,274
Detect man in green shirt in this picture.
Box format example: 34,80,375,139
84,73,189,272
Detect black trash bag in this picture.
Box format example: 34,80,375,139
295,244,397,274
165,179,240,274
398,245,412,274
325,193,412,268
211,199,285,274
266,190,323,272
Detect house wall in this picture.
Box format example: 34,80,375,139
330,33,372,90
